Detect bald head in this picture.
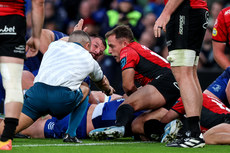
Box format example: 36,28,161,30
68,30,91,47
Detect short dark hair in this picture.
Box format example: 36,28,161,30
105,25,134,42
90,34,107,49
68,30,91,46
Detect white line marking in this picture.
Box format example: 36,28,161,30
13,142,147,148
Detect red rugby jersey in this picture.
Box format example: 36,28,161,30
0,0,25,16
120,42,171,86
212,7,230,46
172,93,230,115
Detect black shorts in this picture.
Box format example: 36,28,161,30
201,107,230,129
166,1,209,55
148,72,180,109
0,15,26,59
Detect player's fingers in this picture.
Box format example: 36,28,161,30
162,24,166,32
74,19,84,31
78,18,84,27
157,26,162,37
153,25,158,37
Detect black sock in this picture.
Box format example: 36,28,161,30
144,119,166,141
184,116,201,137
115,104,134,127
1,118,18,142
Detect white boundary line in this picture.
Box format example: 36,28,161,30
13,141,147,148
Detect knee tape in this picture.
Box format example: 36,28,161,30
1,63,24,104
167,49,196,66
194,56,199,66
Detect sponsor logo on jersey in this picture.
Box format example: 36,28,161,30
224,9,230,16
202,11,209,29
212,28,218,37
48,122,55,130
120,57,127,69
14,45,25,54
173,82,180,90
212,84,221,92
155,74,162,80
166,40,172,47
179,15,185,35
0,25,16,35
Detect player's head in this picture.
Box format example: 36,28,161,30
105,25,134,62
90,35,106,60
68,30,91,51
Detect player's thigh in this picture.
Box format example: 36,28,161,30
123,85,166,111
203,123,230,139
132,108,168,131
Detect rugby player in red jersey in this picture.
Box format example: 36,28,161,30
153,0,209,148
89,25,180,140
212,7,230,70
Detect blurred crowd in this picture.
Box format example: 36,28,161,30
24,0,230,94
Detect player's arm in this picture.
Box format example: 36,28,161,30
39,29,55,54
30,0,45,52
213,41,230,70
122,68,137,96
26,29,54,57
160,109,180,124
94,75,115,96
153,0,183,37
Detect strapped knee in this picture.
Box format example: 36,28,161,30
1,63,23,104
167,49,196,66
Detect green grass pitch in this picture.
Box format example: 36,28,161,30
5,138,230,153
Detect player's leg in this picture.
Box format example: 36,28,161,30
0,14,26,150
165,3,208,147
19,115,51,138
88,99,124,140
0,57,24,150
115,85,166,128
64,83,90,143
89,85,167,139
22,70,35,90
131,108,168,141
204,123,230,145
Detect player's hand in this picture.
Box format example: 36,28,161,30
26,37,40,58
73,18,88,32
103,86,115,96
153,13,170,37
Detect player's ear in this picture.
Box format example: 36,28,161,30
122,39,129,47
84,42,91,51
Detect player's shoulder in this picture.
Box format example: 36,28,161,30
222,7,230,15
121,42,139,57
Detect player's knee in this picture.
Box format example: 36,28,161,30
167,49,196,66
1,63,23,104
203,133,215,145
80,83,90,97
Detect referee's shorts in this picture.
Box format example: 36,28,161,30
22,82,83,121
